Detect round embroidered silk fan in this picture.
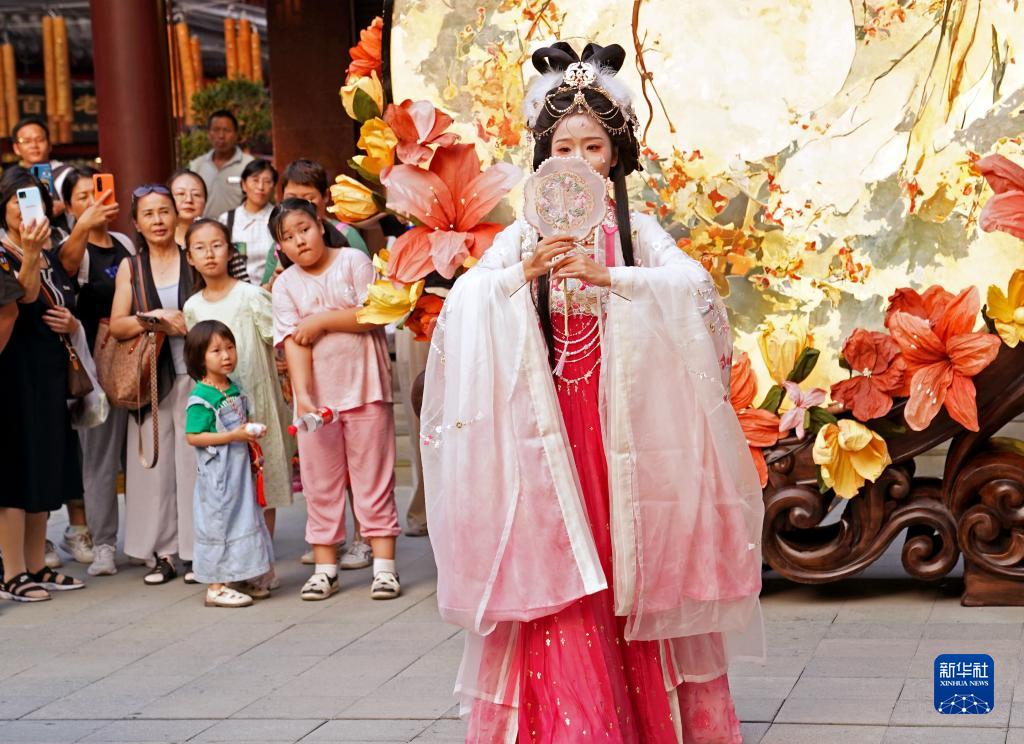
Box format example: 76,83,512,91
523,156,608,241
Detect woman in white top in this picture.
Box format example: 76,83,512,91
218,159,277,287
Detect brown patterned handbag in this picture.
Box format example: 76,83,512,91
93,255,165,467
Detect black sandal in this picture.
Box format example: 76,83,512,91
144,554,177,585
182,561,198,584
31,567,85,591
0,572,51,602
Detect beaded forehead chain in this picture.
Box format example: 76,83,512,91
530,62,640,140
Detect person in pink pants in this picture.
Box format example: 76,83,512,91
270,198,401,602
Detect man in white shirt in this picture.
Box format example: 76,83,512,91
188,110,253,218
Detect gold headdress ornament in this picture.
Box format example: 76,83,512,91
524,42,640,141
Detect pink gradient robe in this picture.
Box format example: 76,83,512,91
421,213,765,742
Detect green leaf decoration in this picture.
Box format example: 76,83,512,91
817,467,830,494
807,406,838,436
786,347,820,383
838,354,851,371
869,418,907,438
758,384,784,414
352,88,381,123
347,158,381,185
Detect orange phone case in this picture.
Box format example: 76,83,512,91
92,173,115,204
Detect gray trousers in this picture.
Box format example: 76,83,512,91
124,374,197,561
80,406,129,547
394,328,429,530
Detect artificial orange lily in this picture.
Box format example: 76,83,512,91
346,16,383,81
405,293,445,341
381,143,521,281
830,329,906,421
384,99,459,166
986,268,1024,347
887,287,1001,431
730,352,781,487
976,153,1024,240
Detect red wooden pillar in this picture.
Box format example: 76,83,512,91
266,0,356,183
90,0,174,234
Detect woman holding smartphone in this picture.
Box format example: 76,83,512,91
109,184,196,586
58,166,134,576
0,167,85,601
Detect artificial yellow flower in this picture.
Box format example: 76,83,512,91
357,279,424,325
757,316,810,384
354,118,397,177
812,420,891,499
339,71,384,120
986,268,1024,347
372,248,390,278
328,175,378,222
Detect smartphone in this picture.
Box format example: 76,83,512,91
30,163,54,197
92,173,115,205
16,187,45,225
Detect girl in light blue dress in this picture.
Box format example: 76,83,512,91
184,319,273,608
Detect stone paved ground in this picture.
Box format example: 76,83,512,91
3,449,1024,742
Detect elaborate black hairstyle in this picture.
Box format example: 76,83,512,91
525,41,642,368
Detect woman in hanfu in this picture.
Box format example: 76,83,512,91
419,42,765,744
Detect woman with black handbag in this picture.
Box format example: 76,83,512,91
0,167,86,602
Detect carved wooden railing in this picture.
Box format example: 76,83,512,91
761,343,1024,605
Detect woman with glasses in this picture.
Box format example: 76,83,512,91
218,159,278,288
109,184,196,586
168,169,207,249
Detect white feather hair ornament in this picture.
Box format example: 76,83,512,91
523,58,638,133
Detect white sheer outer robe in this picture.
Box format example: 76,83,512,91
421,212,765,701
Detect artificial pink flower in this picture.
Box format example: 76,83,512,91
381,144,521,281
976,154,1024,240
778,381,826,440
384,99,459,166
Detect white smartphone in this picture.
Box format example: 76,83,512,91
16,186,45,226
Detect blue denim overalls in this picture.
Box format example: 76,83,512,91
188,389,273,584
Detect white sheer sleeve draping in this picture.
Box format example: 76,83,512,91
421,212,765,703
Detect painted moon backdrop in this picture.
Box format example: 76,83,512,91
390,0,1024,392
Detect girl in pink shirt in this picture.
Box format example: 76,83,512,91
270,199,400,601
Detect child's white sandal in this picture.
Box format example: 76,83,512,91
205,586,254,608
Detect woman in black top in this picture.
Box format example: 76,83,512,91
58,167,135,575
0,167,85,601
109,185,196,585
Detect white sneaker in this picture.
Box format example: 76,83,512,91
340,542,373,570
61,528,94,564
205,586,253,608
87,544,117,576
370,570,401,600
44,539,63,569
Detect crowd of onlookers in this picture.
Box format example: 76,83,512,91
0,111,428,608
